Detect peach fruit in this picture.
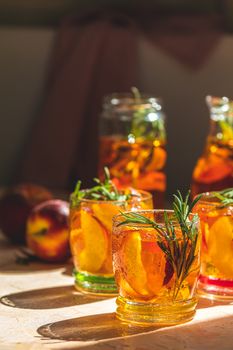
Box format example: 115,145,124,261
0,183,52,244
26,199,70,262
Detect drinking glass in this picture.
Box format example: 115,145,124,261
193,191,233,300
69,190,152,295
112,210,201,325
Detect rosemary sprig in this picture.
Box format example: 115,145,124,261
213,188,233,208
131,86,141,103
70,167,131,207
117,191,202,301
130,86,166,141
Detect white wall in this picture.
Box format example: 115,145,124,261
0,26,232,196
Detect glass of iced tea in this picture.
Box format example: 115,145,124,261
193,189,233,300
69,171,153,295
98,91,166,208
112,199,201,325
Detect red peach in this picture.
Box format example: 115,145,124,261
0,183,52,244
26,199,70,263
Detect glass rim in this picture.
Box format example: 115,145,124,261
194,191,228,207
206,95,233,115
103,93,163,107
112,209,199,226
103,92,163,113
70,189,152,205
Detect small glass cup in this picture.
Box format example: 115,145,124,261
112,210,201,325
193,192,233,300
69,190,153,295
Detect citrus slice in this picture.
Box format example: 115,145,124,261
208,216,233,278
78,210,108,273
122,231,150,296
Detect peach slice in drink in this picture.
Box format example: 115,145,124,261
78,210,108,273
121,230,151,297
145,147,167,172
193,155,232,184
70,209,81,229
141,239,166,295
208,216,233,278
119,278,144,300
92,203,121,233
70,228,84,255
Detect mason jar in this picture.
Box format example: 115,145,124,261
98,93,167,208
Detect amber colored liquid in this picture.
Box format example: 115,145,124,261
69,194,153,278
99,136,167,208
193,202,233,283
112,226,200,303
191,138,233,198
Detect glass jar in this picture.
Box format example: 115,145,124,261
191,95,233,197
98,93,167,208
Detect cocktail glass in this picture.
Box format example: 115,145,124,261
193,191,233,300
112,209,201,325
69,190,152,295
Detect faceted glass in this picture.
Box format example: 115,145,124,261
69,190,153,295
112,210,201,325
193,192,233,300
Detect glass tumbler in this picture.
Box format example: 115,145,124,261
193,191,233,300
112,210,201,325
69,190,153,295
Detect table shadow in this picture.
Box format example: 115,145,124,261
37,312,160,342
197,296,233,309
40,314,233,350
1,285,109,309
0,238,74,274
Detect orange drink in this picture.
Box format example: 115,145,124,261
112,194,201,325
99,93,166,208
69,171,152,295
99,136,166,208
192,137,233,197
193,189,233,300
191,96,233,197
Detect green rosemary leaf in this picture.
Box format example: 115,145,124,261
189,193,203,212
213,188,233,208
71,167,131,207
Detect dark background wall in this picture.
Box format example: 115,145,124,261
0,1,233,198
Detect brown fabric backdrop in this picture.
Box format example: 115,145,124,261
18,11,221,191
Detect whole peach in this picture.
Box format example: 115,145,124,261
26,199,70,263
0,183,52,244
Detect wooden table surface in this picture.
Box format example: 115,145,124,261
1,233,233,350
